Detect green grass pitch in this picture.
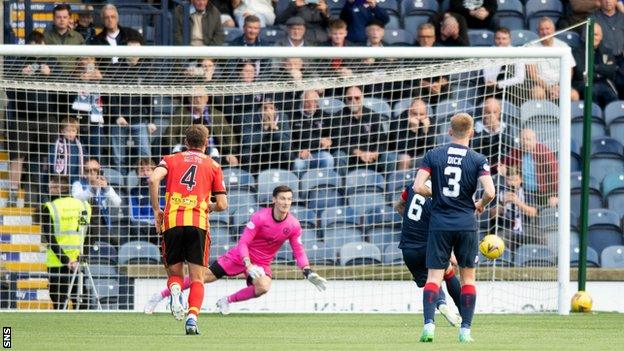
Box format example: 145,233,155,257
2,312,623,350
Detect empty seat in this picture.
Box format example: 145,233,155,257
89,241,118,265
555,31,581,49
588,209,623,254
570,101,605,139
383,242,403,264
601,245,624,268
323,227,364,254
368,228,400,248
300,169,341,196
570,245,600,267
276,243,294,264
305,241,336,265
604,100,624,145
101,167,124,187
223,27,243,44
377,0,400,29
320,206,359,228
222,168,255,191
208,210,229,227
570,172,603,214
92,278,120,305
307,188,344,212
231,206,258,235
495,0,525,30
361,206,402,230
386,170,416,193
118,241,160,265
211,226,231,247
319,97,346,115
435,99,475,120
257,169,299,204
259,27,286,44
401,0,439,37
363,97,392,120
345,169,385,194
520,99,559,123
602,173,624,218
589,137,624,182
525,0,563,32
514,244,555,266
479,249,514,267
468,29,495,46
348,192,387,216
227,190,257,215
510,29,539,46
88,264,118,278
383,29,414,45
290,206,317,228
339,242,382,265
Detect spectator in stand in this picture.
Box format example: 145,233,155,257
50,116,85,185
240,97,292,174
364,19,385,47
276,16,313,46
558,0,600,30
502,128,558,208
75,5,96,43
592,0,624,56
618,0,624,12
435,12,470,46
527,17,577,100
572,22,619,107
219,62,265,130
71,56,104,159
276,0,330,44
336,86,394,174
233,0,277,28
340,0,389,44
129,158,160,246
72,158,122,245
185,57,219,83
388,98,435,171
174,0,224,46
322,19,355,77
88,4,145,66
43,4,85,46
166,88,240,167
482,27,525,99
212,0,237,27
450,0,498,30
414,23,438,47
291,90,338,173
231,15,263,46
472,97,514,166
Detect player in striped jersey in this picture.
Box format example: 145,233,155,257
149,125,228,335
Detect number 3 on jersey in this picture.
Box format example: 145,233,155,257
180,164,198,190
443,166,462,198
407,193,426,221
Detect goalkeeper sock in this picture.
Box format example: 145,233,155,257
188,281,204,317
444,270,462,308
228,286,256,303
460,284,477,328
422,282,439,325
160,276,191,298
167,276,184,293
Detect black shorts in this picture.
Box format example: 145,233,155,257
401,247,428,287
161,226,210,267
209,260,255,286
426,230,478,269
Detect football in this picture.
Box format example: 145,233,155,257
571,291,593,313
479,234,505,260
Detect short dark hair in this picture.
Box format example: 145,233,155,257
496,27,511,36
137,157,156,168
26,30,45,44
272,185,293,198
53,4,72,16
366,19,385,29
185,125,209,149
244,15,261,25
125,31,145,45
328,19,347,31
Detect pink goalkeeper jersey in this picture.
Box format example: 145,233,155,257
223,207,309,268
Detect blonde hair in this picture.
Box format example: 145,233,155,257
450,113,473,138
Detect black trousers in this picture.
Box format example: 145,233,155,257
48,265,83,310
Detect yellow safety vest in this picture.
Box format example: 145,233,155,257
45,197,92,268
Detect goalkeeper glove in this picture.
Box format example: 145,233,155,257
303,268,327,291
246,264,266,280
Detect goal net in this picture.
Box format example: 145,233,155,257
0,45,571,314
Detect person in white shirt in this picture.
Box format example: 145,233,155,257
233,0,277,28
482,27,525,98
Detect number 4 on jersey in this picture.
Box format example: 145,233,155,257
180,164,198,190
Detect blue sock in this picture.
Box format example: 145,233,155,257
436,288,447,308
444,271,462,309
460,284,477,328
422,282,439,325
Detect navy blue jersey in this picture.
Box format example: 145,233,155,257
421,143,490,231
399,186,432,249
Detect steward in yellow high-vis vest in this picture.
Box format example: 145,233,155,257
44,197,91,268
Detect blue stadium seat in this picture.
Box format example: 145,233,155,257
361,206,402,230
383,29,414,45
320,206,359,228
602,173,624,218
259,27,286,45
300,169,341,198
276,243,294,264
223,27,243,44
393,98,434,119
401,0,439,37
152,96,175,115
495,0,526,30
479,249,513,267
208,210,229,227
435,99,475,120
363,97,392,120
210,240,234,262
323,227,364,254
211,226,231,246
525,0,563,32
307,188,344,212
570,245,600,267
227,190,257,215
601,245,624,268
520,99,559,149
222,168,256,192
305,241,336,265
383,242,403,264
386,170,416,193
510,29,539,46
571,101,605,139
377,0,401,29
319,97,346,115
368,228,400,248
102,167,124,187
231,206,258,235
118,241,160,265
589,137,624,182
275,0,292,18
588,209,623,254
290,206,318,228
468,29,495,46
604,100,624,145
571,139,581,172
520,99,559,123
339,242,382,265
345,169,385,195
89,264,118,278
555,31,581,49
129,187,165,225
348,192,387,216
257,169,299,204
538,206,560,231
570,172,603,214
92,278,120,307
89,241,118,265
514,244,555,267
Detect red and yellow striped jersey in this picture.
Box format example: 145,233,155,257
158,150,226,232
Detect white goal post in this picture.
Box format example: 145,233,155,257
0,45,570,314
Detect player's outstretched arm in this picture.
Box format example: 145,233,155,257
475,174,496,215
413,169,432,197
303,267,327,291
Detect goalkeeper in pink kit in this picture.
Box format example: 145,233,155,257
145,185,327,314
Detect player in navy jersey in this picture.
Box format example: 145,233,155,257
413,113,496,343
394,182,462,327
